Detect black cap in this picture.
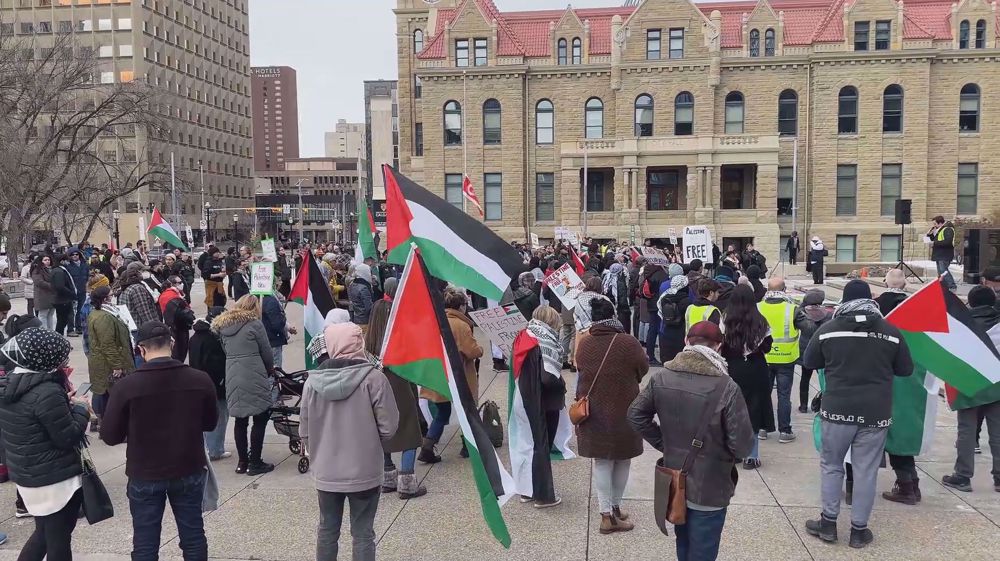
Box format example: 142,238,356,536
135,321,172,345
842,279,873,302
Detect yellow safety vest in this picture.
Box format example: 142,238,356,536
685,304,719,332
936,227,953,243
758,300,800,364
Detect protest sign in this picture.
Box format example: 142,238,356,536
250,262,275,295
682,225,712,264
544,263,585,310
668,227,678,246
138,216,146,242
530,233,540,249
638,246,670,266
260,238,278,262
184,224,194,246
469,304,528,359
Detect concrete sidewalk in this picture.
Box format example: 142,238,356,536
0,280,998,560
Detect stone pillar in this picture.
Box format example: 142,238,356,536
632,168,640,210
687,170,699,211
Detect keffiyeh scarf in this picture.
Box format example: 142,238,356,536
835,298,883,318
526,319,562,377
602,263,624,302
683,344,729,376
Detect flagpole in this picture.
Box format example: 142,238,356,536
170,152,178,232
582,142,589,239
462,70,468,215
356,147,364,248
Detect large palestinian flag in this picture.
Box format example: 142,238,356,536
289,250,336,369
354,196,378,263
508,331,575,501
147,208,188,251
381,249,514,547
383,165,524,301
887,279,1000,401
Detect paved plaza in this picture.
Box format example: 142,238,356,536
0,279,998,560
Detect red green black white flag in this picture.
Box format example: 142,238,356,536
147,208,188,251
289,250,336,369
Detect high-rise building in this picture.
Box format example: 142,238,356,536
324,119,366,160
2,0,254,244
251,65,300,172
395,0,999,264
364,80,398,202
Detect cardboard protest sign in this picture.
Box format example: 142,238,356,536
638,246,670,266
544,263,585,310
469,304,528,359
530,233,540,249
260,238,278,262
682,225,712,264
249,262,275,295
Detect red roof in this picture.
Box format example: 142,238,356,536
415,0,977,60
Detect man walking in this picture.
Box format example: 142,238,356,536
928,215,957,291
802,280,913,549
201,247,228,308
65,249,89,336
759,277,799,443
101,321,219,561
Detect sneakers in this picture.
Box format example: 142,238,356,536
881,480,918,505
247,462,274,476
0,532,6,546
942,474,973,492
975,445,982,454
778,432,796,443
15,504,31,518
492,358,510,372
235,461,248,474
804,516,838,543
397,472,427,500
849,527,874,549
209,452,232,462
994,476,1000,493
757,430,769,441
382,469,398,493
743,458,761,470
519,495,534,504
533,496,562,509
599,512,634,534
89,419,101,433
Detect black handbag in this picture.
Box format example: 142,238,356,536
80,449,114,525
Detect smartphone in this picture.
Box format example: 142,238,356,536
76,382,92,396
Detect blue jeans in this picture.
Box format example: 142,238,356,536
748,436,760,460
426,402,452,442
646,315,661,363
271,345,284,370
204,398,230,459
769,364,795,433
127,471,208,561
675,507,728,561
383,449,418,473
936,260,956,290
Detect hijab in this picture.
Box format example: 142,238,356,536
601,263,624,301
1,327,71,373
323,323,367,360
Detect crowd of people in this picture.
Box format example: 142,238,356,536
0,225,995,561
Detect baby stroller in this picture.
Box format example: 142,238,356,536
272,367,310,474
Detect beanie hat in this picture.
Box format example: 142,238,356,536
687,320,724,344
842,279,873,302
667,263,684,278
968,285,997,308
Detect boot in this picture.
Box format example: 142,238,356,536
459,443,469,458
418,437,442,464
611,506,629,521
913,477,922,502
845,479,853,505
805,516,838,543
382,469,398,493
881,480,917,505
397,472,427,500
599,513,634,534
235,461,248,474
89,416,101,433
247,461,274,476
849,527,874,549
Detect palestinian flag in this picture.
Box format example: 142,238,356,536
567,244,585,276
886,279,1000,401
289,250,336,369
147,208,187,251
508,330,576,502
355,196,378,263
383,165,524,301
381,249,514,547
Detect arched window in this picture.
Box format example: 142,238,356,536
674,92,694,135
749,29,760,57
572,37,582,64
724,91,744,134
634,94,654,137
882,85,903,133
483,99,501,145
778,89,797,136
960,20,970,49
536,99,554,144
975,19,987,48
960,84,980,132
413,29,424,54
764,28,776,56
585,97,604,139
557,38,567,65
444,100,462,146
838,86,858,134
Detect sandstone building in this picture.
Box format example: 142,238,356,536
394,0,999,263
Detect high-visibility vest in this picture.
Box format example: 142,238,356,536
936,226,954,244
758,300,800,364
685,304,719,332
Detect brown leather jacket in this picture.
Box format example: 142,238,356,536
627,348,754,508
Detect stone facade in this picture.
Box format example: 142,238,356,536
395,0,1000,263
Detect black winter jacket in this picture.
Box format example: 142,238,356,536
930,223,956,262
189,320,227,400
0,370,89,487
803,311,914,428
51,266,77,304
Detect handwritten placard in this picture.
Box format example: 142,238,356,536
260,238,278,262
250,262,274,295
469,304,528,360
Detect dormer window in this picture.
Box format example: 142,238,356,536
764,28,775,56
557,38,567,65
975,19,986,48
668,28,684,59
854,21,869,51
749,29,760,57
572,37,582,64
875,20,891,50
960,20,970,49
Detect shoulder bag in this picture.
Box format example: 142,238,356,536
80,448,114,525
653,377,728,534
568,334,618,426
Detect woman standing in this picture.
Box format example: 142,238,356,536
86,286,135,433
20,257,35,317
365,278,426,499
30,256,57,331
348,263,375,334
602,262,631,329
172,253,196,304
721,284,775,469
443,288,483,458
808,237,828,285
575,299,648,533
213,295,275,476
191,307,231,461
0,328,91,560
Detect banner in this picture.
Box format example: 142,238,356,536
260,238,278,262
544,263,585,310
138,216,146,243
682,225,712,264
184,224,194,245
469,304,528,360
250,262,275,295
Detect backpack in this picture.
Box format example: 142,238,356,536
641,277,656,299
479,400,504,448
659,294,683,326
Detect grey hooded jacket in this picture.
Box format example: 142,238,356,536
300,358,398,493
212,309,274,418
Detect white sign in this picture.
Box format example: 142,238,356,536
682,225,712,264
565,230,579,247
668,227,678,246
544,263,585,310
469,304,529,360
199,220,208,231
250,262,274,295
138,216,146,242
282,204,291,214
260,238,278,262
530,233,540,249
638,246,670,266
184,224,194,245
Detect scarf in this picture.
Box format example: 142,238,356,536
884,288,907,294
591,317,624,333
835,298,883,318
526,319,562,377
683,344,729,376
574,291,611,331
764,290,791,303
665,274,689,296
811,239,825,251
602,263,624,302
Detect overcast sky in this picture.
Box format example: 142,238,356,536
248,0,620,157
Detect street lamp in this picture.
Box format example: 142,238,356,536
112,209,121,250
204,201,212,245
232,213,239,244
